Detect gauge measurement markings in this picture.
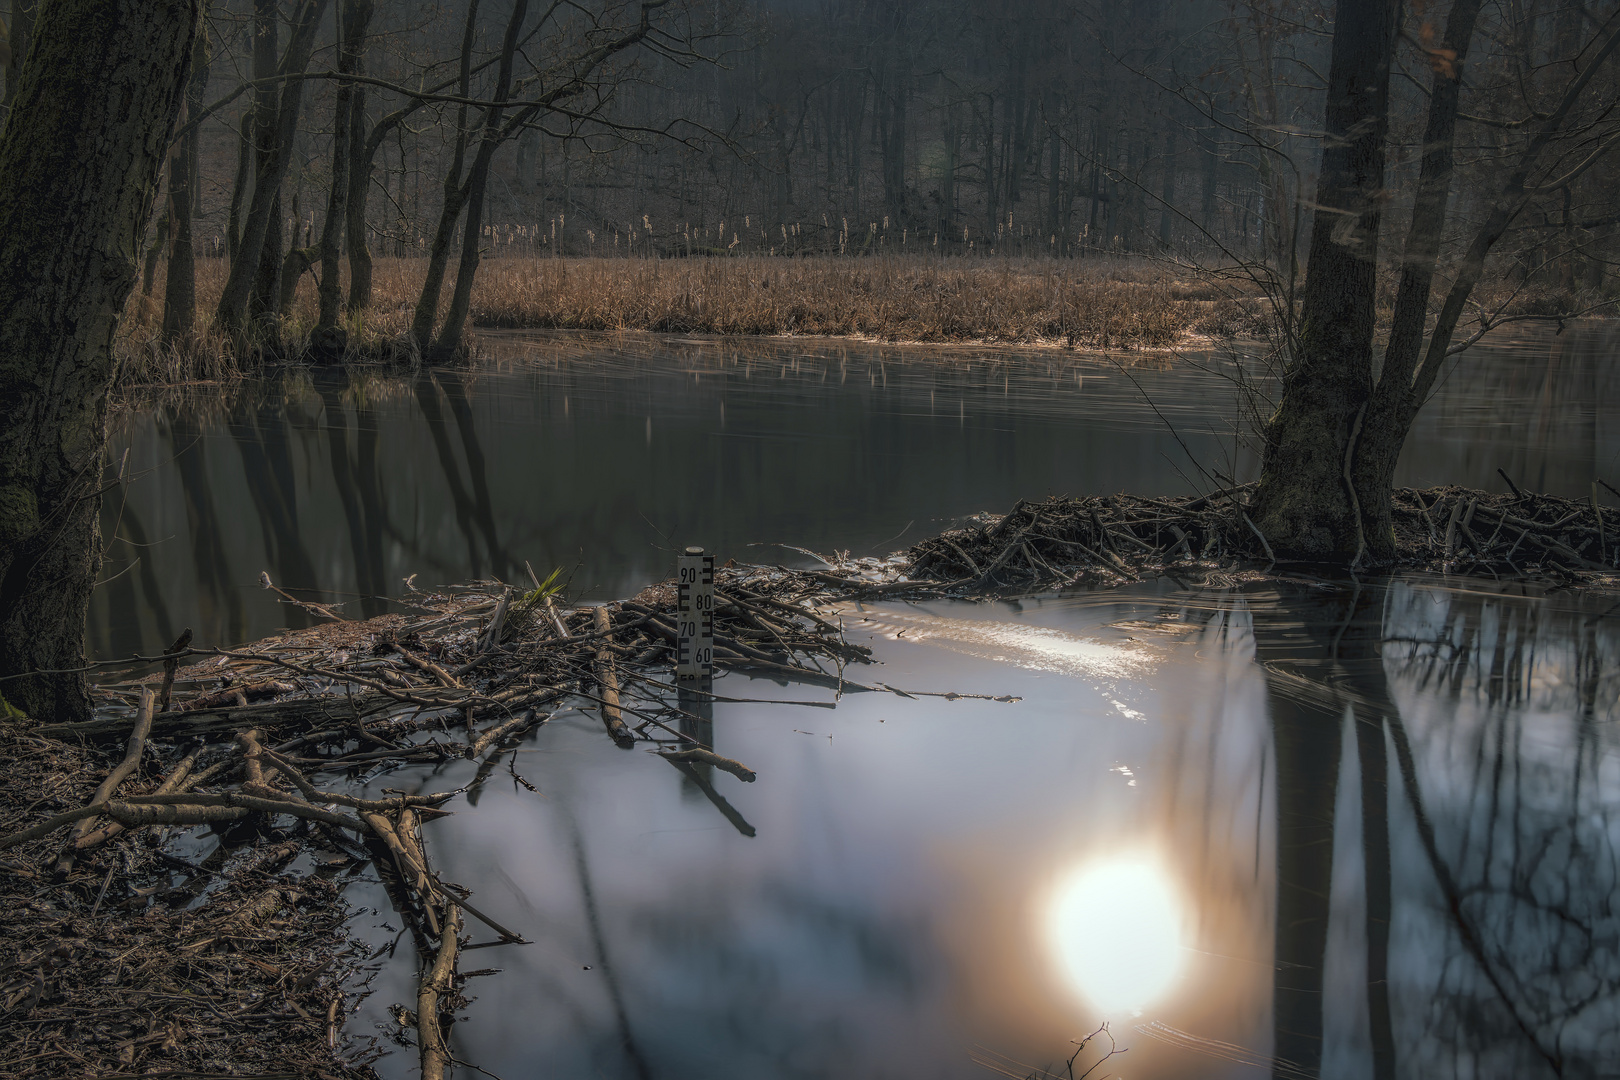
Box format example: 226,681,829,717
676,547,715,680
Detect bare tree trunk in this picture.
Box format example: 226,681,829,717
0,0,199,722
245,0,281,329
1349,0,1615,564
1199,120,1218,240
226,110,252,259
215,0,328,345
314,0,371,346
1249,0,1400,562
343,4,374,313
1159,128,1176,249
433,0,533,360
410,0,480,349
163,22,211,343
1346,0,1483,558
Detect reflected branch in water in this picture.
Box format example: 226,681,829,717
413,373,494,578
1384,702,1565,1075
229,384,318,629
661,756,757,839
165,412,245,645
438,372,517,580
564,813,655,1080
314,372,389,618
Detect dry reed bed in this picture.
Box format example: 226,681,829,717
114,255,1239,383
464,256,1225,347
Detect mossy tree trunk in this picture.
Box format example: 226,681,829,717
0,0,200,722
1247,0,1400,563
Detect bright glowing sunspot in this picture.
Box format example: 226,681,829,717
1047,858,1183,1014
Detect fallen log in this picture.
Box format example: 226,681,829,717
418,903,462,1080
594,607,634,746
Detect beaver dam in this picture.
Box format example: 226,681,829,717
3,479,1617,1078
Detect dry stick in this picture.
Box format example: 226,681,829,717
544,595,569,638
624,602,873,689
68,688,156,848
1443,500,1464,560
397,809,433,896
657,748,757,782
400,649,462,689
256,743,459,812
465,708,545,759
361,809,441,937
971,526,1029,585
1242,513,1277,565
74,745,201,851
418,903,462,1080
478,588,510,651
157,628,193,713
594,607,634,745
1470,506,1604,568
736,587,845,636
943,538,984,577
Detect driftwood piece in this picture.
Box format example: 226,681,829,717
74,743,200,851
65,688,155,858
594,607,634,746
658,747,757,782
399,649,462,689
418,903,462,1080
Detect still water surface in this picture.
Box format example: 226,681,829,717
94,324,1618,657
336,578,1619,1079
101,327,1620,1077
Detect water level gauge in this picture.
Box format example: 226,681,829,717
676,546,714,680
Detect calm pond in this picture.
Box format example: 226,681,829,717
105,326,1620,1078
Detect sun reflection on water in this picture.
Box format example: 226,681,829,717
1047,858,1184,1015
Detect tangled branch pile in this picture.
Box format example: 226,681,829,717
904,484,1620,593
1,566,893,1078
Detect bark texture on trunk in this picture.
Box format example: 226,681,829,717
1249,0,1401,562
0,0,199,722
2,0,34,109
1349,0,1483,560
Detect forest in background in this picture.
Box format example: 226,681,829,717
2,0,1618,368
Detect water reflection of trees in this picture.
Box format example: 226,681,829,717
92,368,513,652
1253,580,1620,1079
